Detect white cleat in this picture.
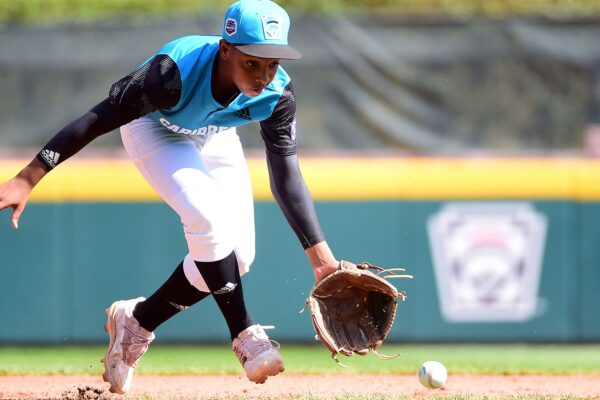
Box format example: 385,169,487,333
232,324,284,384
102,297,155,394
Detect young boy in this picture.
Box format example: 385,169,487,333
0,0,340,394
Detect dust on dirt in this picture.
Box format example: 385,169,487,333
61,385,110,400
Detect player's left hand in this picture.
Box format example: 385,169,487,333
313,264,338,283
304,241,339,283
306,260,413,364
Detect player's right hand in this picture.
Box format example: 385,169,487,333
0,158,49,229
0,176,34,229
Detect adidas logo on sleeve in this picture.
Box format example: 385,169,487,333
40,149,60,168
233,107,252,120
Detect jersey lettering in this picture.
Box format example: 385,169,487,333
160,117,229,136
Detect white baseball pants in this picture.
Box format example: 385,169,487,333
120,116,255,293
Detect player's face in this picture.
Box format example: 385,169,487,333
224,44,280,97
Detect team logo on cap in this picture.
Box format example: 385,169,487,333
225,18,237,36
261,16,282,40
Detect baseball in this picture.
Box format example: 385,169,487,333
418,360,448,389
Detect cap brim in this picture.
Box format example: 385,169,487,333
234,44,302,60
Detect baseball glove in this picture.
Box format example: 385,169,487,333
305,260,412,365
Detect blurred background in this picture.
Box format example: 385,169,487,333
2,0,600,153
1,0,600,345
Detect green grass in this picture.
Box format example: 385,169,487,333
1,344,600,376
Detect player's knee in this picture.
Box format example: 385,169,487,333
235,248,255,276
184,214,234,262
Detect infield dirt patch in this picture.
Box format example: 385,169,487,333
1,374,599,399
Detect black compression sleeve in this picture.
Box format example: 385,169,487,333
36,98,132,171
36,55,182,171
109,54,181,120
266,150,325,249
259,82,297,156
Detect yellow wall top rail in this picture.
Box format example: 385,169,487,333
1,157,599,202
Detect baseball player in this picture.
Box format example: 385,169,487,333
0,0,340,394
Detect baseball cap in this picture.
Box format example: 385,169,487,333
221,0,302,60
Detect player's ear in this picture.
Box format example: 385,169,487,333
219,40,232,60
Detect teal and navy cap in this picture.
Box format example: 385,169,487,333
221,0,302,60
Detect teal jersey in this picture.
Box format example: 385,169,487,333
147,35,291,136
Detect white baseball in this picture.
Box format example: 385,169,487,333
418,360,448,389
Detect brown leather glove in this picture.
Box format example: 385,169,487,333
307,260,412,365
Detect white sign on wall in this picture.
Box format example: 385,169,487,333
427,202,547,323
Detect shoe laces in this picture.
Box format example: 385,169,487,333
122,321,154,367
234,325,279,363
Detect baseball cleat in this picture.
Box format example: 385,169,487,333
101,297,155,394
232,324,284,384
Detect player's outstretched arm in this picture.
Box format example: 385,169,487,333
0,97,132,229
265,151,338,282
260,81,338,281
0,158,47,229
35,55,182,173
0,55,182,229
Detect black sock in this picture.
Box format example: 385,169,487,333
194,251,255,340
133,261,210,332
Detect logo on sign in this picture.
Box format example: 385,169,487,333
427,202,547,322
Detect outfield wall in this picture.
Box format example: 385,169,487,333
1,157,599,343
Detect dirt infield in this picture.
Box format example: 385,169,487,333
1,374,600,399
